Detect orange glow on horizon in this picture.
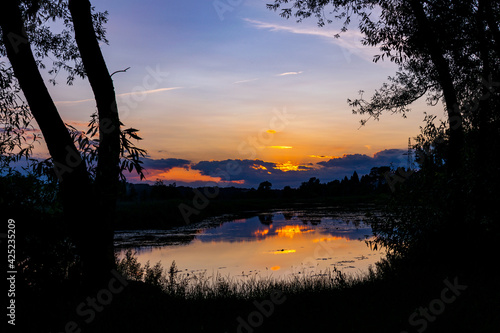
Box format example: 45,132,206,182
156,167,220,183
273,161,307,172
270,266,280,271
149,167,244,185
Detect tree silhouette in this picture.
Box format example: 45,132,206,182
268,0,499,176
258,180,272,191
0,0,145,288
268,0,500,236
299,177,322,196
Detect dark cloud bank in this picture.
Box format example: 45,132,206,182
140,157,191,171
4,149,408,189
139,149,408,189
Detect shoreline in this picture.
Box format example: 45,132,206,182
114,193,390,231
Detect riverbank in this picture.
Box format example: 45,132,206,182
115,193,390,230
12,177,499,332
14,189,500,332
110,198,499,332
18,239,499,333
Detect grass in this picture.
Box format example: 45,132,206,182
116,249,366,301
17,230,500,333
15,196,500,333
103,247,498,332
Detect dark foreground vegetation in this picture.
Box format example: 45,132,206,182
3,156,500,332
2,0,500,331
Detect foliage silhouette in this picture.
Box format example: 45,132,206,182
0,0,146,287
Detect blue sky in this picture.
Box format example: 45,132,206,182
15,0,442,188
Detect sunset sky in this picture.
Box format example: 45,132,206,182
29,0,441,188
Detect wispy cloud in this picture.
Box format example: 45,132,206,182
244,18,336,39
244,18,376,62
55,98,95,106
233,78,259,84
117,87,183,97
55,87,183,105
277,71,303,76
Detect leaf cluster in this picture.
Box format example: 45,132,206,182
0,63,39,171
267,0,500,129
1,1,147,183
1,0,109,85
61,111,147,182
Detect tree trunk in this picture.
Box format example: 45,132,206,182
1,0,107,289
409,1,466,258
409,0,464,176
477,0,493,154
68,0,121,279
482,0,500,58
0,0,90,194
474,0,496,229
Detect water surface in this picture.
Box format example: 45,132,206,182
115,207,384,281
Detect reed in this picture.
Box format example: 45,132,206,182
116,249,380,301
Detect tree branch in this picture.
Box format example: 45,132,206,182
110,66,131,77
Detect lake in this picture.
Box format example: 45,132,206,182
115,206,384,281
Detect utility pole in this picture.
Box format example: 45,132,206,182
404,137,415,170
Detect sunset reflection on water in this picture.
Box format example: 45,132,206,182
116,209,384,281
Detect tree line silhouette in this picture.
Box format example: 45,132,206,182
123,166,394,202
